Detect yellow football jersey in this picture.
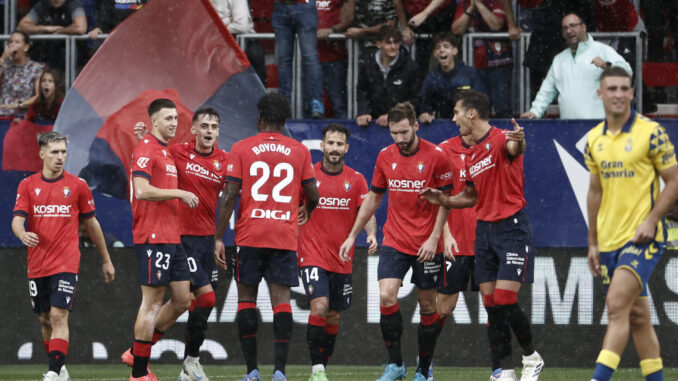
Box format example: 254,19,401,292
585,111,677,252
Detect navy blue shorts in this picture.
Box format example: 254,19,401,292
135,243,191,286
28,273,78,313
475,210,534,284
182,235,219,291
600,240,664,297
378,246,444,290
300,266,353,311
438,256,478,295
234,246,299,287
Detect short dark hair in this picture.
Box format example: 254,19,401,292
432,32,460,49
322,123,350,140
193,106,220,123
377,25,402,43
257,92,290,127
12,29,30,45
454,90,491,120
387,102,417,125
148,98,176,117
600,66,633,84
38,131,67,147
562,12,585,26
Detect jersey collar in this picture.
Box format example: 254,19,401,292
41,173,64,183
398,140,420,157
320,163,343,176
474,127,494,145
603,109,636,135
190,141,214,157
149,133,168,147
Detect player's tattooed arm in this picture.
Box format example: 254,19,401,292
214,182,241,270
83,216,115,283
11,215,39,247
364,215,378,255
587,173,602,277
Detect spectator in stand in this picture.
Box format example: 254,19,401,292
209,0,268,86
272,0,325,119
392,0,455,82
356,25,420,127
0,30,45,118
344,0,396,64
316,0,355,119
642,0,678,63
87,0,146,40
521,12,632,120
452,0,513,118
18,0,87,70
418,32,485,123
25,68,64,122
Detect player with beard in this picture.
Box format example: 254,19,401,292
124,108,228,381
340,102,452,381
298,123,378,381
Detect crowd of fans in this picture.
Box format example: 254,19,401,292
0,0,676,123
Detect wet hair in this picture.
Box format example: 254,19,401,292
377,25,402,43
12,29,30,45
193,106,220,123
432,32,461,49
147,98,176,117
387,102,417,125
454,90,491,120
257,92,291,128
37,67,65,105
322,123,350,140
38,131,67,147
599,66,633,85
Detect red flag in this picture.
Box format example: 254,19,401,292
2,120,54,172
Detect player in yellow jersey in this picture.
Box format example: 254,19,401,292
585,66,678,381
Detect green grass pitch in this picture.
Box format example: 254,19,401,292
1,365,676,380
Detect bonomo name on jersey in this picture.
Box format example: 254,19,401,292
251,143,291,156
33,204,72,216
388,179,426,191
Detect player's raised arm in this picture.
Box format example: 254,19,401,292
82,216,115,283
506,118,526,157
339,191,383,262
364,215,378,255
132,176,198,208
11,215,39,247
214,181,241,269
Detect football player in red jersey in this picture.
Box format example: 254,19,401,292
298,123,378,381
214,92,319,381
340,102,452,381
420,90,543,381
12,131,115,381
128,99,199,381
127,107,228,381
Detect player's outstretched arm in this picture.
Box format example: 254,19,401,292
11,215,39,247
299,181,320,225
214,182,241,270
132,177,199,208
587,173,602,277
506,118,526,157
420,184,478,209
634,165,678,243
339,191,383,262
83,216,115,283
417,201,450,263
364,215,378,255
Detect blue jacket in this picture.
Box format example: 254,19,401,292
418,62,487,118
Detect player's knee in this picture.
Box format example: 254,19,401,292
605,296,629,320
310,299,329,317
418,298,436,314
195,291,216,309
326,310,340,325
629,305,650,329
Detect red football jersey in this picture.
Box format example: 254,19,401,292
226,131,315,251
439,137,477,256
170,142,228,236
131,134,182,244
371,138,453,255
465,127,526,222
316,0,347,63
13,171,96,278
298,162,369,273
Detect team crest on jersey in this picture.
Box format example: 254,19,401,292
157,270,162,280
417,161,425,173
625,138,633,152
597,143,604,152
344,181,351,191
307,284,314,295
34,188,41,196
392,163,397,170
63,187,71,198
214,160,221,170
